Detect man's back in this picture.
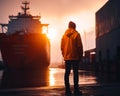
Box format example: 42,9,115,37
61,28,83,61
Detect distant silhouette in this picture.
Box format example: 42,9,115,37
61,21,83,96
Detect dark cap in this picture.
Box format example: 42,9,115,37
68,21,76,29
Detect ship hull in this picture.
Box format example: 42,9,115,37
0,33,50,70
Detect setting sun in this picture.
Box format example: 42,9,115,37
47,27,57,40
42,25,57,40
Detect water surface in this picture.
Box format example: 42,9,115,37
0,68,97,89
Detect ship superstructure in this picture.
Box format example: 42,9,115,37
7,1,48,34
0,1,50,70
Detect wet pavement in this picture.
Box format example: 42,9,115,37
0,68,120,96
0,83,120,96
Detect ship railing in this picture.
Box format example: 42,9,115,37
9,15,41,19
0,24,8,33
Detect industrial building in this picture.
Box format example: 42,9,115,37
95,0,120,72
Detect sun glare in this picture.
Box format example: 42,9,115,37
42,25,57,40
47,27,57,40
42,26,48,34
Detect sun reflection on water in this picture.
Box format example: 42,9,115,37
49,68,65,86
49,68,97,87
49,68,56,86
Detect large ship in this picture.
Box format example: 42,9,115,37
0,1,50,70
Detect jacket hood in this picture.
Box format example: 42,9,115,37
65,28,75,37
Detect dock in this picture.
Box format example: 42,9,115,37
0,83,120,96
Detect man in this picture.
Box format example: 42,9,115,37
61,21,83,96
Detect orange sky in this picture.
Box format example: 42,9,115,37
0,0,108,65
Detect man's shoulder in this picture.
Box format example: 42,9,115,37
74,30,80,36
75,30,80,33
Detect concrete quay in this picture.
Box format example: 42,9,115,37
0,83,120,96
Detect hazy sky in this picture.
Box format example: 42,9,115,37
0,0,108,65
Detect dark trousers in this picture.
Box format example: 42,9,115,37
64,60,79,91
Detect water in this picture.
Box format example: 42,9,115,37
0,67,120,89
0,68,97,89
49,68,97,86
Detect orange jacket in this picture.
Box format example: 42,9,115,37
61,28,83,60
